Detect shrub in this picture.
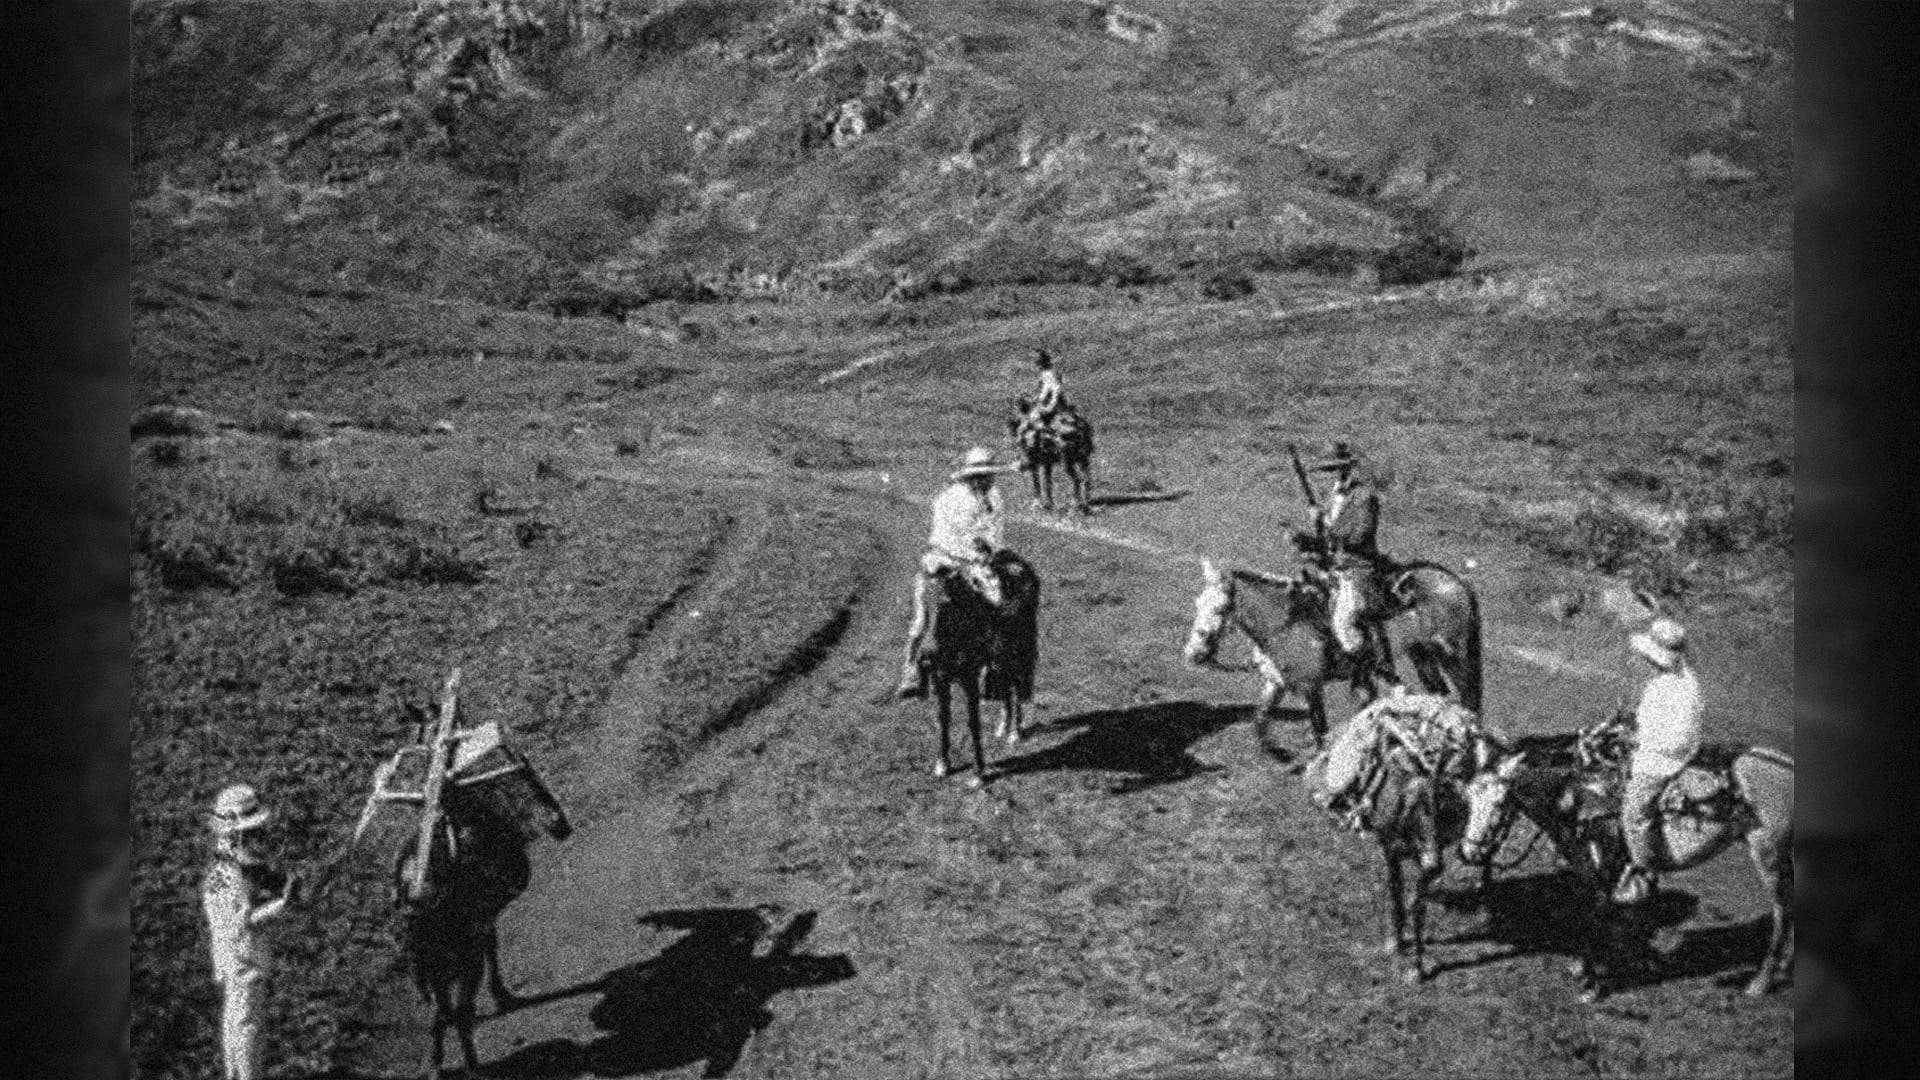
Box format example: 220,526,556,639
148,543,238,593
1202,272,1255,301
1511,498,1692,599
384,542,487,586
227,492,291,525
339,493,407,528
266,549,354,598
146,440,189,467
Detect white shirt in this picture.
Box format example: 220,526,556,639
1034,369,1064,412
927,481,1003,563
203,861,288,985
1631,666,1704,772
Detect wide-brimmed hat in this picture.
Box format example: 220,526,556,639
210,783,272,835
952,446,1014,481
1630,618,1688,669
1310,441,1358,472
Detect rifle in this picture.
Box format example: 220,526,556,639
1288,443,1328,554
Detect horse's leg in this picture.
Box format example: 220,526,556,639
426,993,449,1080
1407,864,1439,984
966,678,989,788
1744,826,1794,996
1308,684,1329,754
933,680,952,779
1381,849,1407,957
484,921,521,1012
1041,464,1055,512
456,957,484,1076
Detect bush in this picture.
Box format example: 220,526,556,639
1513,499,1691,600
1202,272,1255,301
339,493,407,528
267,549,355,598
148,542,238,593
384,542,487,586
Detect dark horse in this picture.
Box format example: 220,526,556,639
1008,399,1094,515
391,743,572,1079
1323,556,1484,714
1321,709,1507,984
1461,719,1794,1003
918,550,1041,787
1182,559,1482,765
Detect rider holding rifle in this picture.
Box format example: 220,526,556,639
1290,441,1389,674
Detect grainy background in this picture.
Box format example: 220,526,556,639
7,1,1919,1077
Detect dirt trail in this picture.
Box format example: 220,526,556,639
336,424,1788,1077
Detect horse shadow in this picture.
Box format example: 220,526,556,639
1424,868,1785,991
490,905,856,1079
1085,489,1190,508
992,701,1243,794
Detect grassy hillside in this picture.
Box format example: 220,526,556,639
134,0,1789,309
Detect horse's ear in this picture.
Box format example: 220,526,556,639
1201,558,1220,583
1499,752,1525,777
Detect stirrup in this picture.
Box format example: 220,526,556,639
1612,866,1655,905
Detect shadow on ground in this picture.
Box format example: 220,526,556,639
1086,489,1190,508
994,700,1244,794
490,905,856,1079
1426,868,1780,993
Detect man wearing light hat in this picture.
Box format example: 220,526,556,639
895,446,1015,699
202,783,298,1080
1614,618,1705,904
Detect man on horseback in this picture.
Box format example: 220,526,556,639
1291,441,1392,681
1014,349,1077,452
895,446,1016,699
202,783,298,1080
1612,618,1705,904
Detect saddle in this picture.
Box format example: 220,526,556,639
1575,743,1745,826
1657,743,1745,823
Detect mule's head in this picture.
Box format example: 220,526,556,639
1459,751,1524,865
1183,559,1233,667
450,754,573,843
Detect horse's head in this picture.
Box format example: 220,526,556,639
1183,559,1233,666
1459,751,1525,865
447,753,572,844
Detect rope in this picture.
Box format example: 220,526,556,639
1486,817,1546,871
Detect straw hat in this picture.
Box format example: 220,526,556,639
209,783,273,835
951,446,1014,481
1630,618,1688,670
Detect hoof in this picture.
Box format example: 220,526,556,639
1743,976,1772,998
967,773,988,789
1004,728,1023,744
1579,985,1605,1005
1381,937,1402,957
1401,964,1424,986
1566,958,1588,979
933,761,951,779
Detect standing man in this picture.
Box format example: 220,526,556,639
202,783,298,1080
1613,618,1705,904
895,446,1015,699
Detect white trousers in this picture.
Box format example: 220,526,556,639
1331,572,1366,653
219,972,266,1080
